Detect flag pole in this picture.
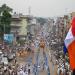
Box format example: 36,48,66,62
73,70,75,75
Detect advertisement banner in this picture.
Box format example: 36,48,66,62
4,34,14,43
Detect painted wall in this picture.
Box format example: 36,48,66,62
19,18,27,36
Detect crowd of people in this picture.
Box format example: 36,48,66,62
0,40,36,75
0,31,73,75
0,63,33,75
49,49,73,75
57,61,72,75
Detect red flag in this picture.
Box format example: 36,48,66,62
72,17,75,36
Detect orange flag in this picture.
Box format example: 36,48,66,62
64,17,75,70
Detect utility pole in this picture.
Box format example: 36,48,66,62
28,6,31,16
4,24,5,34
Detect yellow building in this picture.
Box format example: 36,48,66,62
18,15,28,40
11,13,28,41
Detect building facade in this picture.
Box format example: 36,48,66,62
11,13,28,41
27,16,37,36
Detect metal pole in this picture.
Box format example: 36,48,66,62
4,24,5,33
3,24,5,49
73,70,75,75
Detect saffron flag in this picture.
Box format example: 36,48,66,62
64,17,75,70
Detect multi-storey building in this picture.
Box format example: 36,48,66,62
64,15,71,35
11,13,28,41
71,12,75,18
27,16,37,36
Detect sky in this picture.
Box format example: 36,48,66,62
0,0,75,17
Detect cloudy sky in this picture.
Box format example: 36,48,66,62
0,0,75,17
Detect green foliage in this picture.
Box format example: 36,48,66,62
0,4,12,14
1,10,11,33
37,17,47,25
0,4,12,39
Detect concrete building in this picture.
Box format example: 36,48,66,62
71,12,75,18
11,13,28,41
64,15,71,35
47,18,54,32
54,17,65,51
55,15,71,47
27,16,37,36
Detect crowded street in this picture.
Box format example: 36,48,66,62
0,25,72,75
0,0,75,75
0,26,52,75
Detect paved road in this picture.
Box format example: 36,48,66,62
46,46,58,75
33,46,50,75
16,39,57,75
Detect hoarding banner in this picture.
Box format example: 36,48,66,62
4,34,14,43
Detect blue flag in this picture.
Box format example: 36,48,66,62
63,43,67,54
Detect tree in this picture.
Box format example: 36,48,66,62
0,4,12,14
37,17,47,25
1,10,12,33
0,4,12,39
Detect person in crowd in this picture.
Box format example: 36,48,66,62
3,67,10,75
59,70,63,75
8,66,13,75
28,64,31,75
23,65,26,72
0,68,3,75
42,62,45,70
57,66,61,75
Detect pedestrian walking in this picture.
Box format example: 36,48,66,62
33,64,37,75
59,70,63,75
3,68,10,75
24,65,26,72
14,58,17,64
28,64,31,75
0,68,3,75
8,66,13,75
57,66,61,75
42,62,45,70
28,68,30,75
47,67,50,75
11,68,17,75
18,69,25,75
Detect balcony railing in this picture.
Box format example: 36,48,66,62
11,24,21,28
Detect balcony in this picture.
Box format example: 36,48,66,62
12,15,22,21
10,30,20,34
11,30,19,32
11,24,21,28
